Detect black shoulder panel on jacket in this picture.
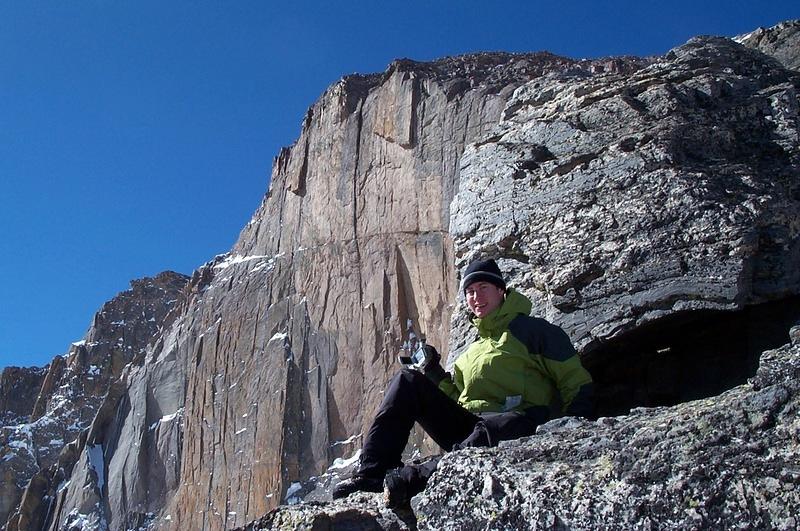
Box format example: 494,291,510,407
508,315,576,362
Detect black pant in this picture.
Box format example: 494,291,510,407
358,369,479,478
357,369,547,478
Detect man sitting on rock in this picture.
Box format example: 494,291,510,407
332,258,594,506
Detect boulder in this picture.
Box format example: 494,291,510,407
416,329,800,530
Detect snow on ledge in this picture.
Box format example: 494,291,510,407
330,433,362,447
148,408,185,431
269,332,289,343
328,449,362,471
214,254,271,270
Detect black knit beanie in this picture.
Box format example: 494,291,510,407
461,258,506,294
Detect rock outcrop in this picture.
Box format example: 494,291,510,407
1,272,188,530
450,34,800,415
244,329,800,530
247,23,800,530
737,19,800,71
37,52,645,531
415,328,800,530
2,19,799,531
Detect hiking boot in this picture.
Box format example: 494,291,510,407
332,475,383,499
383,466,428,509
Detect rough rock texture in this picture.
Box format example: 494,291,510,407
4,20,800,531
42,52,643,531
451,35,800,353
243,22,800,531
0,366,46,525
245,331,800,530
238,492,414,531
446,32,800,415
415,330,800,530
737,20,800,71
0,367,47,427
1,271,188,530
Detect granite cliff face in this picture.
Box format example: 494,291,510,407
4,52,642,531
247,24,800,530
737,19,800,71
161,52,645,530
2,20,799,531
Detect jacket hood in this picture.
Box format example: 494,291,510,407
473,288,533,336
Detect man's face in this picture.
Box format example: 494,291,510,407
465,281,505,318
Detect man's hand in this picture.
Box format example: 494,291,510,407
418,344,447,384
417,344,440,370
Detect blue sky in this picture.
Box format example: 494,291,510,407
1,1,797,370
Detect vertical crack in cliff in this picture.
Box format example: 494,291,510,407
584,296,800,417
245,302,265,521
405,73,420,149
351,98,366,306
394,248,422,351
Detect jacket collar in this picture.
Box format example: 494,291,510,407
472,288,533,337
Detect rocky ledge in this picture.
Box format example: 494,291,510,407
245,326,800,530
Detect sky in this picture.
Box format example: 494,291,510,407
1,1,798,370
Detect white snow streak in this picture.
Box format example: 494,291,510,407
328,449,362,471
214,254,270,270
87,444,105,493
330,433,361,447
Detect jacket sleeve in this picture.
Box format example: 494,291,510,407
543,355,594,418
510,316,594,418
437,366,462,402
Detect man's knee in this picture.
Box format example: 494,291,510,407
397,367,436,389
387,368,437,401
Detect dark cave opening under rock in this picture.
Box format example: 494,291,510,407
583,296,800,418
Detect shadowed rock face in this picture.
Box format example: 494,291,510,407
585,296,800,416
1,271,188,530
0,368,47,427
737,19,800,71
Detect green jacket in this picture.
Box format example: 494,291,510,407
439,289,593,417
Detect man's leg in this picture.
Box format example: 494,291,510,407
333,369,477,499
359,369,478,478
457,408,548,448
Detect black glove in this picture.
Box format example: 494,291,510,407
418,344,447,384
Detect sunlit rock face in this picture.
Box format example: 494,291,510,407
242,331,800,530
736,19,800,71
245,22,800,531
415,331,800,530
155,52,646,530
16,51,642,531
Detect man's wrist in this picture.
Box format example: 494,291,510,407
424,363,447,385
